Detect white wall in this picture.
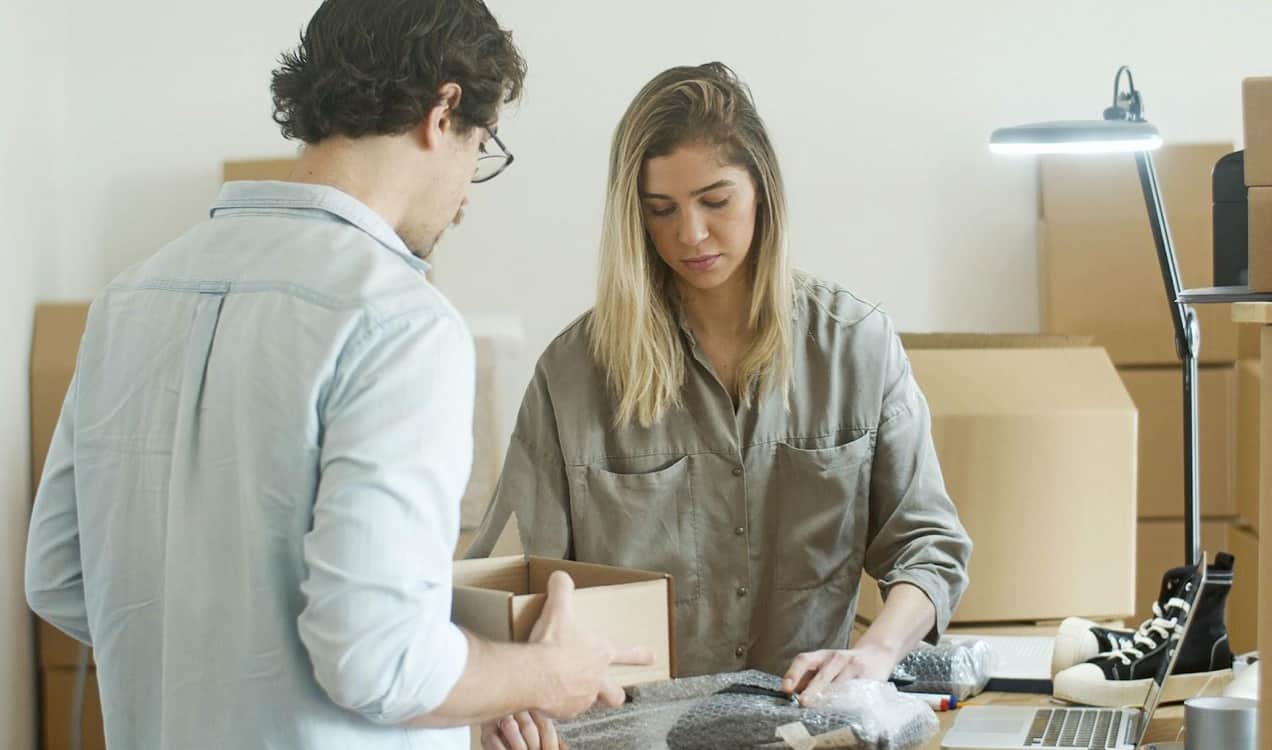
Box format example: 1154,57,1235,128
2,0,69,745
46,1,1272,406
6,4,1272,742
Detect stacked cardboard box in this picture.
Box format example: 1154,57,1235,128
30,305,104,750
1039,143,1260,654
858,335,1139,626
1244,77,1272,292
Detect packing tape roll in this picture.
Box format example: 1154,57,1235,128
775,721,818,750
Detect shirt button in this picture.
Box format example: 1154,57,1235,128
731,466,743,477
734,645,746,658
736,586,749,598
734,527,745,536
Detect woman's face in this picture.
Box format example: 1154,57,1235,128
639,143,759,294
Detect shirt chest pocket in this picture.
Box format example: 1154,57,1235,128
774,434,874,590
568,456,701,605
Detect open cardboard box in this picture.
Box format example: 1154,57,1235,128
452,556,676,686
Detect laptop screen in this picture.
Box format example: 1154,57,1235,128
1134,555,1207,743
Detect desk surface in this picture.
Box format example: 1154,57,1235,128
927,692,1184,749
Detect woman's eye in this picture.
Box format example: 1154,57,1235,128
647,205,676,217
702,198,730,209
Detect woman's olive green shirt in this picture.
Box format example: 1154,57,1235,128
468,280,972,677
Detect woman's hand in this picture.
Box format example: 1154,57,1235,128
781,642,897,706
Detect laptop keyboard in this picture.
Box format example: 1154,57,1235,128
1025,708,1126,748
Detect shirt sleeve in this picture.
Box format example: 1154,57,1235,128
297,309,473,724
26,373,92,645
465,360,572,560
863,320,973,643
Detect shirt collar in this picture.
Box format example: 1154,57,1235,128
210,180,431,274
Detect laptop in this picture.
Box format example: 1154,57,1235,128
942,558,1206,750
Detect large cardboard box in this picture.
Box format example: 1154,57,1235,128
1135,520,1259,655
1237,361,1261,530
860,337,1138,624
452,556,674,686
41,668,105,750
1040,217,1239,365
1038,142,1238,365
1248,186,1272,292
1242,77,1272,187
1041,143,1229,225
1118,366,1235,519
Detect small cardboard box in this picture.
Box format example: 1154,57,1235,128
41,667,105,750
1247,186,1272,291
1236,361,1261,530
1136,520,1259,655
1118,366,1235,519
860,336,1138,624
452,556,675,686
1242,77,1272,186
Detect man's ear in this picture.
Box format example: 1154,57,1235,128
419,82,464,150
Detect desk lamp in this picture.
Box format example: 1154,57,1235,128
990,66,1201,568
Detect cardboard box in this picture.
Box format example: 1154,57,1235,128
1135,520,1259,655
1236,361,1261,530
452,556,674,686
1227,524,1260,656
222,158,297,182
1248,186,1272,291
1242,77,1272,187
30,304,95,671
1260,325,1272,750
1038,142,1239,365
1239,323,1260,360
861,337,1138,624
1041,143,1230,225
30,304,89,496
41,667,105,750
1040,216,1239,365
1118,366,1235,519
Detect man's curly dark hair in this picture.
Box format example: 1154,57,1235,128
270,0,526,144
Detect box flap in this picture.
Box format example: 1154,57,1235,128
450,587,513,643
909,347,1134,416
453,555,530,594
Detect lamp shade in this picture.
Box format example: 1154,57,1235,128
989,119,1162,155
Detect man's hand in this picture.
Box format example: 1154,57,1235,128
482,570,653,748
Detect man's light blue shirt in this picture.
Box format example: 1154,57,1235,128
26,181,473,749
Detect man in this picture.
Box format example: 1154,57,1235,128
25,1,646,748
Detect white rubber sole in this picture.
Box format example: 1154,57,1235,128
1052,665,1234,707
1051,617,1102,677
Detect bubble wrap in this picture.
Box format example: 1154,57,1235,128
557,670,938,749
891,639,993,701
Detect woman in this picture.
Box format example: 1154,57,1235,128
468,62,971,748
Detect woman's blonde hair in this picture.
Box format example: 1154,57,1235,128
589,62,794,428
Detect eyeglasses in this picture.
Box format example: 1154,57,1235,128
473,128,514,183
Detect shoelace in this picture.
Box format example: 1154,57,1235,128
1102,597,1191,666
